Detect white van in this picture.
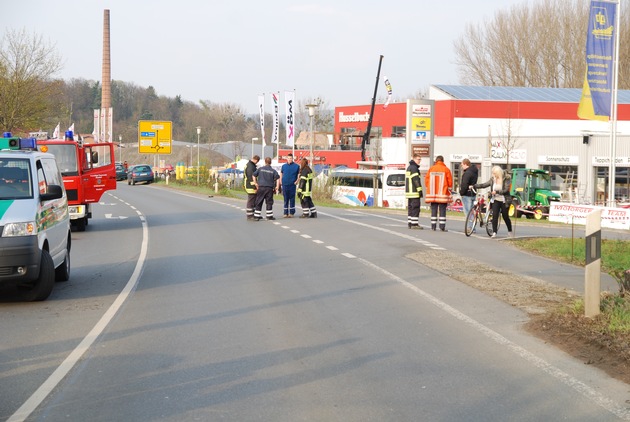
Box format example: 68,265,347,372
0,135,71,301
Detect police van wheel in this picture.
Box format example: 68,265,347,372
18,250,55,301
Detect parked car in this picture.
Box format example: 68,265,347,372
127,164,154,185
115,164,127,181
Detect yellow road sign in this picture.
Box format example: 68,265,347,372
138,120,172,154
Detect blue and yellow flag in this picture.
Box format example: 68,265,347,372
578,1,617,121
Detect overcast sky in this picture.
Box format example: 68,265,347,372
4,0,527,114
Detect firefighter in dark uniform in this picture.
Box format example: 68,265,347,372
252,157,280,220
244,155,260,220
297,158,317,218
405,153,423,229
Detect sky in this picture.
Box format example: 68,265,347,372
3,0,528,115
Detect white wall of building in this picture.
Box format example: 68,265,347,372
454,118,630,138
435,135,630,204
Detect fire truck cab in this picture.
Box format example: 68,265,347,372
37,131,116,231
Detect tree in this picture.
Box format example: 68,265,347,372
0,29,62,132
454,0,595,88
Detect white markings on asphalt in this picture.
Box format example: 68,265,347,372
301,234,312,239
356,257,630,421
265,204,630,419
8,195,150,422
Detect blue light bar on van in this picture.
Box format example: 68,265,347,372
20,137,37,149
0,132,37,150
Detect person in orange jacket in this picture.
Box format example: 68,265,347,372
424,155,453,231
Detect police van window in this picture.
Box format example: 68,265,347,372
37,158,63,196
40,158,62,186
0,158,33,199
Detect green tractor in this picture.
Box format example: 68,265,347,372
509,168,561,220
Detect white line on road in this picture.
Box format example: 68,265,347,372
8,195,149,422
357,257,630,421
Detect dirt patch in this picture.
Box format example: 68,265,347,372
407,248,630,385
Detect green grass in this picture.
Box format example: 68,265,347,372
512,237,630,275
513,237,630,334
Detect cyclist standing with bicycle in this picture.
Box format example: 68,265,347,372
459,158,478,218
473,165,513,238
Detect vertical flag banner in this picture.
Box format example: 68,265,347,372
383,76,393,109
68,123,75,133
93,109,100,142
258,94,266,147
52,123,60,139
107,107,113,142
285,91,295,146
578,1,617,121
271,92,279,144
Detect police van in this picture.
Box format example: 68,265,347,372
0,133,71,301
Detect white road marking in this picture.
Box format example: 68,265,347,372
356,257,630,421
8,196,149,422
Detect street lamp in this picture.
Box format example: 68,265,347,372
118,135,122,163
196,127,201,184
306,104,318,166
251,137,258,158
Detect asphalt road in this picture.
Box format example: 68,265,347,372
2,184,630,421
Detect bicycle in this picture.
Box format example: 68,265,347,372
464,188,499,237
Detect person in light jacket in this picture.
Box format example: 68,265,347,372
474,165,513,238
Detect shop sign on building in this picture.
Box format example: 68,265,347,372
407,99,434,172
538,155,579,165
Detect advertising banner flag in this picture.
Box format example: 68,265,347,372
285,91,295,146
383,76,393,109
271,92,279,144
258,94,266,147
578,1,617,121
52,123,60,139
93,110,100,142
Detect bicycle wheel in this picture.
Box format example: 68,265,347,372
485,208,494,236
464,207,477,236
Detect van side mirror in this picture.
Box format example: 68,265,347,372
91,151,99,163
40,184,63,201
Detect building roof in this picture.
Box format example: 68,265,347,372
433,84,630,104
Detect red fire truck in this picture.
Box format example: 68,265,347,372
36,131,117,231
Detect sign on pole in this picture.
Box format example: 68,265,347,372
138,120,172,154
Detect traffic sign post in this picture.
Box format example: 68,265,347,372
138,120,172,154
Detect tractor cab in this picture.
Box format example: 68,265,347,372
509,168,561,219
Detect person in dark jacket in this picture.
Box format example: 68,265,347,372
474,165,513,237
459,158,478,218
244,155,260,220
253,157,280,221
405,153,423,229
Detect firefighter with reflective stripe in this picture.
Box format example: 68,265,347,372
244,155,260,219
424,155,453,231
252,157,280,220
297,158,317,218
405,153,423,229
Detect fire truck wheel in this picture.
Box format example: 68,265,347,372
55,238,71,282
76,217,87,232
18,250,55,301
